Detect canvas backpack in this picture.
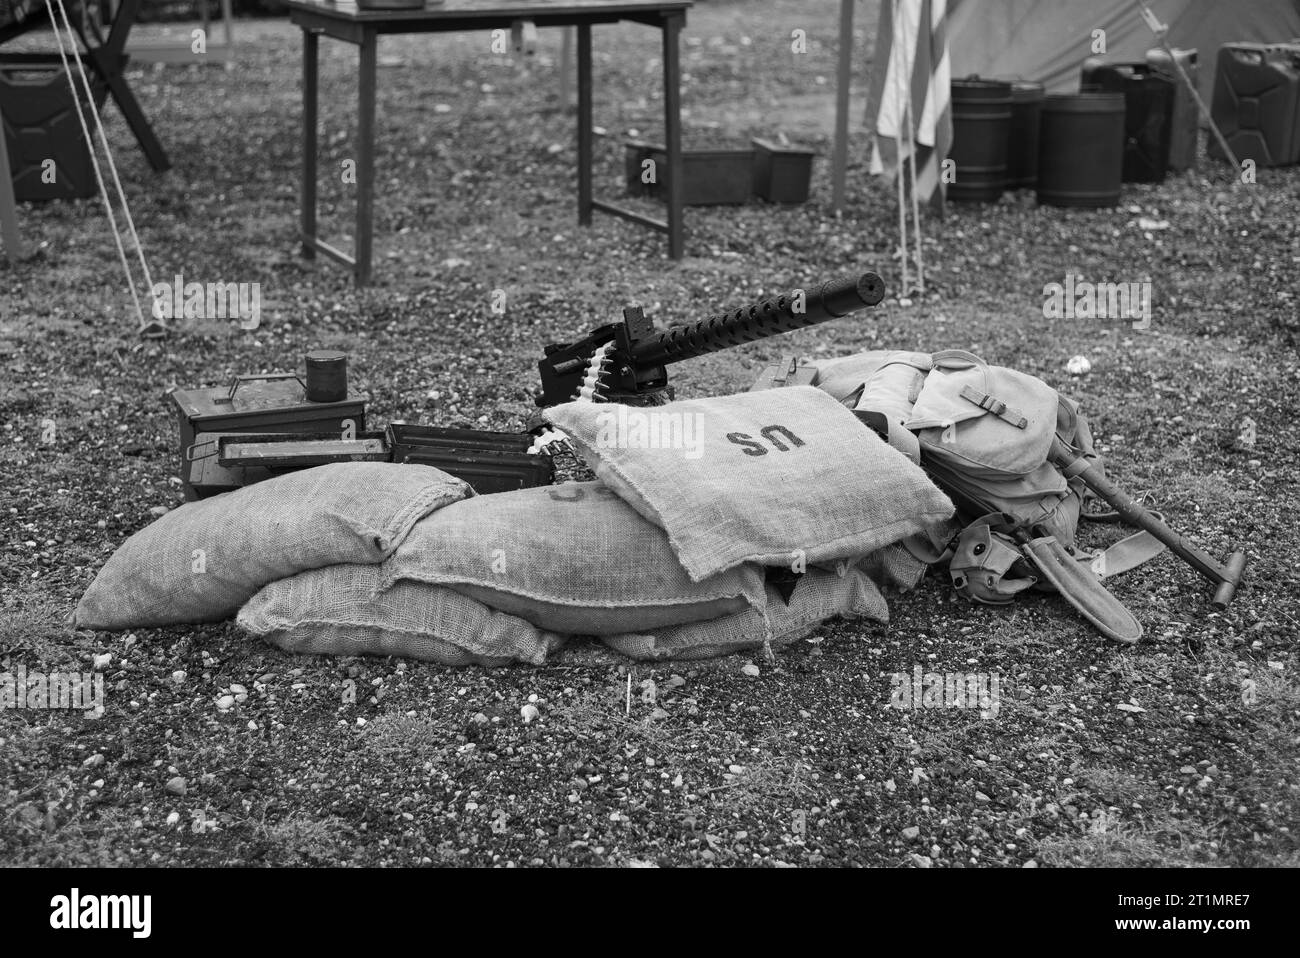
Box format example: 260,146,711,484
817,349,1090,540
810,349,1166,642
904,349,1089,546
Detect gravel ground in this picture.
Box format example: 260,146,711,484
1,2,1297,867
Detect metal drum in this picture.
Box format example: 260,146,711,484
1081,60,1175,183
1007,80,1045,189
1036,92,1125,208
949,78,1013,202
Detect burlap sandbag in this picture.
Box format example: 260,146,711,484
545,387,955,583
75,463,471,630
852,541,932,592
238,564,562,666
381,480,766,634
600,549,918,661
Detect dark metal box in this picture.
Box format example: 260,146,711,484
183,430,387,499
387,424,554,495
751,138,816,204
624,139,754,206
169,373,367,500
186,431,290,499
217,432,388,468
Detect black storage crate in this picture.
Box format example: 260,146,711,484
623,139,753,205
387,425,554,495
750,138,815,203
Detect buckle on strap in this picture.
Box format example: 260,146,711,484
959,384,1028,428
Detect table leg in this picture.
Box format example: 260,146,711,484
662,13,684,259
560,27,574,110
301,29,318,260
356,29,378,285
576,23,592,226
91,51,171,172
0,109,25,260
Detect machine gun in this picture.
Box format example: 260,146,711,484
534,272,886,407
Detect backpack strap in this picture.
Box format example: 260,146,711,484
1074,476,1169,576
852,410,922,464
1078,514,1168,579
958,384,1029,429
930,348,986,367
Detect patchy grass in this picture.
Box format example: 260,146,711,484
255,815,355,866
1037,808,1214,868
0,591,75,661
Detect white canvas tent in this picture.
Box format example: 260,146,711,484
832,0,1300,209
947,0,1300,103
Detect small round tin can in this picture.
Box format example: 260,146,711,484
305,349,348,402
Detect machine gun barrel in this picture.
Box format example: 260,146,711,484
535,271,887,408
630,272,885,369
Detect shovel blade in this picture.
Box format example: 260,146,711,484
1022,535,1142,644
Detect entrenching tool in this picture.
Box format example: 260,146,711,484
1051,436,1247,608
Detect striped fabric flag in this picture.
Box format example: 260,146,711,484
866,0,953,208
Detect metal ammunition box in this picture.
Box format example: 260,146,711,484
169,373,367,500
217,432,388,468
186,432,290,499
387,424,554,495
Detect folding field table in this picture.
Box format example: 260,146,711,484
0,98,19,258
102,0,237,65
0,0,171,173
286,0,692,286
